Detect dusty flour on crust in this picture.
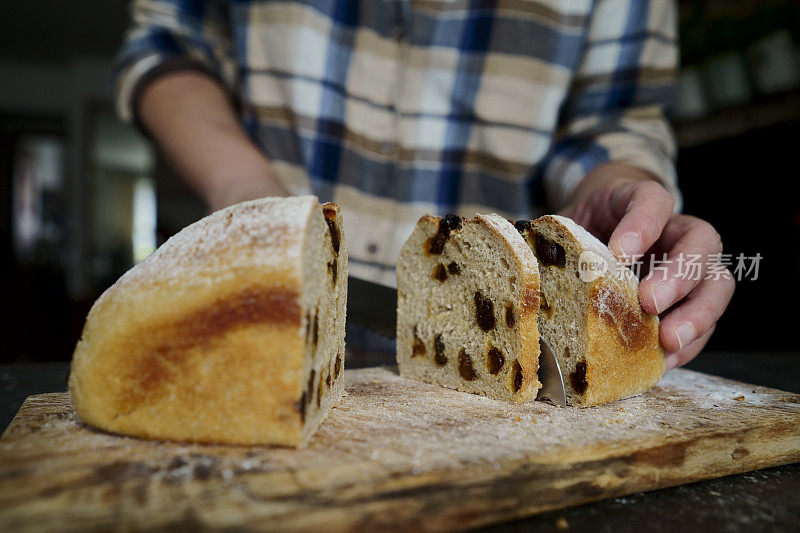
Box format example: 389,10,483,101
480,214,540,273
591,278,638,347
114,196,316,291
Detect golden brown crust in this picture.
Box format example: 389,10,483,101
589,281,655,352
521,285,540,314
582,279,664,406
70,281,306,446
113,286,301,416
69,197,323,446
509,303,540,400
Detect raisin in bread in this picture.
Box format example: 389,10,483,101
68,196,348,446
396,214,541,403
515,214,664,407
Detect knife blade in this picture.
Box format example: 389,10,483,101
346,275,567,406
536,338,567,407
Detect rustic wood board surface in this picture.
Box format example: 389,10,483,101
0,367,799,532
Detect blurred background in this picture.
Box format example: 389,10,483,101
1,0,799,368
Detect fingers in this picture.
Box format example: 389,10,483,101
607,180,675,261
664,324,716,370
658,272,735,353
562,176,729,371
639,214,724,315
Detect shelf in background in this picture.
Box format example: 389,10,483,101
675,89,800,148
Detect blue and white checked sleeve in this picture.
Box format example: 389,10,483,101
544,0,682,210
112,0,237,123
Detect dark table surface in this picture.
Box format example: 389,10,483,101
1,351,798,532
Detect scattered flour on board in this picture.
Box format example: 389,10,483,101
2,368,797,482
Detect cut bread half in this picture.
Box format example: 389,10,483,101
515,215,664,407
69,196,348,446
397,214,541,403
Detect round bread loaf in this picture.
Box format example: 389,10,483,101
68,196,347,446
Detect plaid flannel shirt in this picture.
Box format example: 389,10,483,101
113,0,681,286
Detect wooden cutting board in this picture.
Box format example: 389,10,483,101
1,367,799,532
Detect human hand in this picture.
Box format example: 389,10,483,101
560,163,735,370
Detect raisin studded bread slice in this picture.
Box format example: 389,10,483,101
397,214,541,403
69,196,348,446
515,215,664,407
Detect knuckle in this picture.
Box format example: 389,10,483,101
692,299,719,331
694,219,722,252
640,180,665,196
642,181,674,208
672,213,696,235
640,216,663,241
696,219,714,237
654,184,676,210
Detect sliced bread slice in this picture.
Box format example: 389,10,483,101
515,215,664,406
397,214,541,403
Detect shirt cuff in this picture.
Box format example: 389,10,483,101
115,54,225,129
544,134,682,212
